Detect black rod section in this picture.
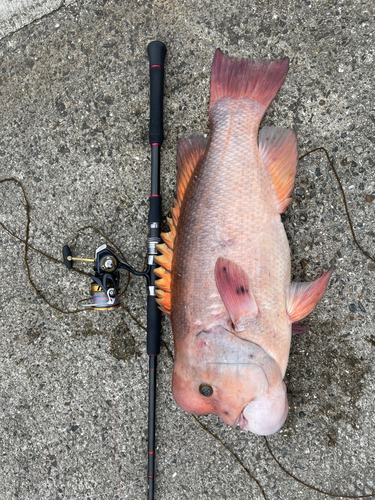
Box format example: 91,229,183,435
147,356,156,500
150,145,160,196
148,40,166,146
146,40,166,500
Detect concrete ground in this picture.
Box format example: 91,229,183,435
0,0,74,40
0,0,374,499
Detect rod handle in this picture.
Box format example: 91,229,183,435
147,295,161,356
147,41,167,146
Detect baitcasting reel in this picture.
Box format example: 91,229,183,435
63,243,150,310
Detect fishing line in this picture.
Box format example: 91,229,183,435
264,436,373,499
298,147,375,264
258,146,375,499
0,178,131,314
159,340,268,499
1,143,374,499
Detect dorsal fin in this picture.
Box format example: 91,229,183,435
176,134,208,205
154,133,208,314
259,126,298,214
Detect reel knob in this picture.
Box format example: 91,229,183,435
62,245,95,268
63,245,73,269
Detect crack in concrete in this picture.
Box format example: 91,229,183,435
0,0,69,42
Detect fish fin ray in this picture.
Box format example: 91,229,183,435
155,135,208,311
154,266,169,279
155,289,171,313
155,298,170,315
209,49,289,111
171,202,180,226
286,268,333,324
259,126,298,214
176,133,208,206
156,243,173,258
161,231,174,249
292,323,309,334
215,257,259,332
155,275,171,292
154,253,172,272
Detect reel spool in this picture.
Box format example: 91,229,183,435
89,282,120,311
63,243,148,311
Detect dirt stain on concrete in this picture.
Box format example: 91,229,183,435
81,319,141,361
286,317,372,443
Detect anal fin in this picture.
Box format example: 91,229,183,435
286,268,333,324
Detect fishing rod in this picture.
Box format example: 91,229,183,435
146,40,166,500
62,40,167,500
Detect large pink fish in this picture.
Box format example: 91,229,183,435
154,49,332,435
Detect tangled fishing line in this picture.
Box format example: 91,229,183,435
0,147,374,499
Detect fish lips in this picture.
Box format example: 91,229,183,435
237,381,289,436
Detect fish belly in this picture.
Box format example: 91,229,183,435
171,98,291,373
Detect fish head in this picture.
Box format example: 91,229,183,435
172,325,288,435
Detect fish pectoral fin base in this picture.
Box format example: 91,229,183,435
209,49,289,112
154,134,208,314
214,257,258,331
259,126,298,214
286,268,333,324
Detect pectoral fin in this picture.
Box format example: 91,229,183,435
286,268,333,324
215,257,258,332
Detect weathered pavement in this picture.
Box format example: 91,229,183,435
0,0,75,39
0,0,374,499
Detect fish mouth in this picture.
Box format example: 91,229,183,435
238,409,249,430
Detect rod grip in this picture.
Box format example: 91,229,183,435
147,41,167,146
148,196,162,224
147,295,161,356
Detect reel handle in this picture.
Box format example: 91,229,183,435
147,41,167,145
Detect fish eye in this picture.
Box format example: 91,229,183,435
199,384,213,397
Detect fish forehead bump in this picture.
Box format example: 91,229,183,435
240,381,289,436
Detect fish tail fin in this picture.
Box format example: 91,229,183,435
209,49,289,112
